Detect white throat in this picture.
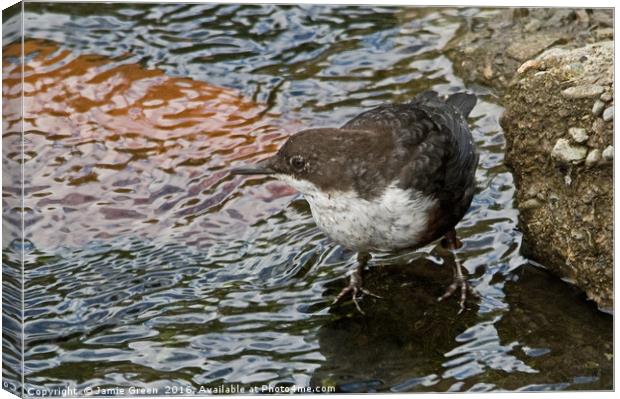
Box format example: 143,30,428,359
276,174,436,251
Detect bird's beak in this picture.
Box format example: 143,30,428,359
230,156,277,175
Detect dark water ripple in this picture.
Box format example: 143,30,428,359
1,3,612,394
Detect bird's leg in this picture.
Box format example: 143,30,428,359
332,252,382,314
437,229,479,313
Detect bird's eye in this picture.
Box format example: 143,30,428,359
289,155,306,170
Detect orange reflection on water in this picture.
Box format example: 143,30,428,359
2,39,299,250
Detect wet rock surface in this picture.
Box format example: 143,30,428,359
448,8,613,311
446,9,610,92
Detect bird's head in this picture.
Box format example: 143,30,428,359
231,128,388,197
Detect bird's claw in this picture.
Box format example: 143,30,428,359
437,276,479,313
332,282,382,315
361,288,383,299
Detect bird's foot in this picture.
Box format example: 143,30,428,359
437,275,479,314
332,267,382,315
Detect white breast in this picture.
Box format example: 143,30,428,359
277,175,436,251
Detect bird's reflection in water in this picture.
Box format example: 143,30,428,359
311,256,613,392
312,254,478,392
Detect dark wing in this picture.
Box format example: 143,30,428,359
412,92,479,231
342,91,479,230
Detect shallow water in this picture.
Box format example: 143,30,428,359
2,3,612,394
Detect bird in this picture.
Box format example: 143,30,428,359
231,90,479,313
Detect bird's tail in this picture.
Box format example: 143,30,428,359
446,92,477,118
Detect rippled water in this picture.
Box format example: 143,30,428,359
2,3,612,394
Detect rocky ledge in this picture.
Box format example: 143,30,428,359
448,8,613,311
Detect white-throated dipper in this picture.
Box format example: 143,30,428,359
231,91,479,313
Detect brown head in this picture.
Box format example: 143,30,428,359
230,128,395,198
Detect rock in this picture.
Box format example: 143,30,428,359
592,118,606,135
506,33,564,62
595,28,614,41
501,41,613,310
561,63,584,76
561,85,605,99
602,106,613,122
600,92,612,102
445,9,602,92
571,229,585,241
602,146,613,161
517,59,542,74
592,100,605,117
450,11,613,310
551,138,587,163
521,198,541,210
574,9,589,25
591,9,613,27
547,9,575,27
525,186,539,198
548,193,560,205
585,149,601,168
568,127,588,143
524,19,542,32
482,63,493,79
